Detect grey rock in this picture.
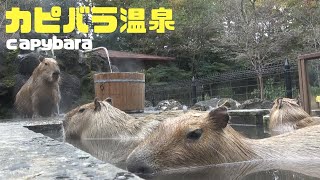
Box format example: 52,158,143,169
17,53,40,76
0,121,141,180
90,54,113,72
239,98,273,109
13,74,28,97
156,99,182,111
191,98,220,111
145,100,153,107
217,98,241,110
60,72,81,113
55,50,89,78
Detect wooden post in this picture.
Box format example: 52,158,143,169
192,76,197,105
297,52,320,115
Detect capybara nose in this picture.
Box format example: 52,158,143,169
126,155,154,174
127,162,153,174
52,71,60,77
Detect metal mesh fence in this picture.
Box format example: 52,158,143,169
146,62,299,106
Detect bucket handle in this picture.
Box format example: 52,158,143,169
100,84,104,91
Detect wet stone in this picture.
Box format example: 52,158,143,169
0,120,142,180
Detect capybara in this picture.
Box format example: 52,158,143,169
15,57,61,117
126,107,320,173
67,138,140,169
269,97,320,135
63,98,159,139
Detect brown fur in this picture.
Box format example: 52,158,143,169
269,98,320,135
126,107,320,173
15,58,61,117
67,138,140,169
63,98,159,139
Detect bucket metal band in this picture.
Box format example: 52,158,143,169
94,79,145,83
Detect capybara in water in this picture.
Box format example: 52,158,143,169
126,107,320,173
63,98,159,139
15,57,61,117
269,98,320,135
67,138,140,169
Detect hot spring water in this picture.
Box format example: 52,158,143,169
28,122,320,180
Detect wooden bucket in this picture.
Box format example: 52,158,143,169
94,72,145,113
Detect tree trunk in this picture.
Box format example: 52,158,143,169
258,75,264,99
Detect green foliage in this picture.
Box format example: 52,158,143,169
145,64,192,84
217,86,234,98
251,78,286,100
90,0,236,77
311,86,320,95
2,50,18,88
77,71,95,105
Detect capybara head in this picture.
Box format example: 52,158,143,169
63,98,104,139
63,98,131,139
126,107,256,174
34,57,60,83
269,98,310,131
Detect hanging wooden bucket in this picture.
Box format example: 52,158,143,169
94,72,145,113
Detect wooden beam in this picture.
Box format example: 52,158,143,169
298,58,312,114
298,52,320,61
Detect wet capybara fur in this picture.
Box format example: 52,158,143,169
15,57,61,117
126,107,320,173
63,98,159,139
269,98,320,135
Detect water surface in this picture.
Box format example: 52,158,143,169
29,123,320,180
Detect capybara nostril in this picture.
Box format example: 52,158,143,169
127,161,153,174
126,153,154,174
52,70,60,77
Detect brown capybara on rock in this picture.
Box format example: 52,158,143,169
126,107,320,174
269,98,320,135
63,98,159,139
15,57,61,118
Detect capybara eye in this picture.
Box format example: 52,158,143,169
78,108,85,113
187,129,203,140
45,63,48,65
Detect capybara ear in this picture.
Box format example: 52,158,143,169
277,98,283,109
39,56,45,62
220,101,231,108
94,98,101,111
104,97,112,105
208,106,229,129
296,96,301,106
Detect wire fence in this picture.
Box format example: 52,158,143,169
146,62,299,106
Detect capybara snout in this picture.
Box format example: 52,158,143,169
40,58,60,83
52,70,60,76
52,70,60,81
126,150,154,174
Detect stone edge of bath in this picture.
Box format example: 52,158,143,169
0,119,142,180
